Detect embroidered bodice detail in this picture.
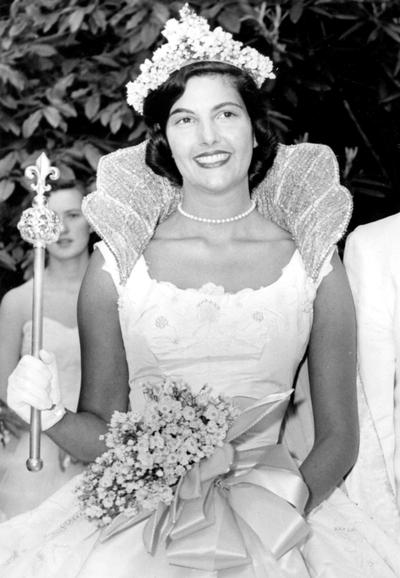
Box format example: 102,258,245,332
99,244,323,436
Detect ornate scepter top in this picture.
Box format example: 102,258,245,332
17,153,62,247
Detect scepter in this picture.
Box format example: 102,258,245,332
17,153,62,472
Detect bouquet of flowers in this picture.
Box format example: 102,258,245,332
75,378,239,527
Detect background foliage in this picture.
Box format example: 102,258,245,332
0,0,399,295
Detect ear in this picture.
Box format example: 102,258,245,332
253,134,258,148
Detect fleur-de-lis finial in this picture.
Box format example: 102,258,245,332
18,153,62,247
25,152,60,198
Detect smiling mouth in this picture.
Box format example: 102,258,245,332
194,152,231,168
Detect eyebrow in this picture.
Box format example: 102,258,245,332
169,101,244,117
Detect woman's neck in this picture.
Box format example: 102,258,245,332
45,252,89,288
180,187,252,222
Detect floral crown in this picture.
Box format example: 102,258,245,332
126,4,275,114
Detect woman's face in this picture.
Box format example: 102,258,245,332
165,74,255,196
47,187,91,261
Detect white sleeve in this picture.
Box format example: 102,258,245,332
343,228,400,536
344,229,396,489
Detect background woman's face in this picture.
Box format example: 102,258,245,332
47,188,91,260
165,74,255,196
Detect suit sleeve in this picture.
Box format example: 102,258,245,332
344,228,396,489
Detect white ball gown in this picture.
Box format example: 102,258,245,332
0,242,399,578
0,317,85,518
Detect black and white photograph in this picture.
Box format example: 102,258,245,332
0,1,399,576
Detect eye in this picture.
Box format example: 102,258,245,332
175,116,194,126
217,110,238,120
66,211,82,219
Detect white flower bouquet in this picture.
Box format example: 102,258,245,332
75,378,239,527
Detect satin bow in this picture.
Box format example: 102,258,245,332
101,391,310,572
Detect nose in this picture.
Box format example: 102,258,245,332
198,118,219,146
59,216,69,234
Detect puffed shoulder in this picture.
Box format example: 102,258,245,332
82,141,180,284
254,143,352,281
83,141,352,284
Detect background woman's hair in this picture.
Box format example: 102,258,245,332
48,180,88,198
143,61,277,191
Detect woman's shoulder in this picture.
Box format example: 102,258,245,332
253,213,292,242
79,244,121,304
1,279,33,308
0,280,32,326
246,214,295,263
348,213,400,248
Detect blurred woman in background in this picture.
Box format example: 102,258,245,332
0,183,91,518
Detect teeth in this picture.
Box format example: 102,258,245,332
196,153,229,163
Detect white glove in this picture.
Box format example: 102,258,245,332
7,350,66,431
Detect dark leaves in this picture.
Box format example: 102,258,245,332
22,110,42,138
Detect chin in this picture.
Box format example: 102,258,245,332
49,246,78,259
197,175,240,193
208,182,244,195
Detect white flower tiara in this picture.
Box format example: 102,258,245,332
126,4,275,114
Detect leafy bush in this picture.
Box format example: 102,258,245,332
0,0,399,294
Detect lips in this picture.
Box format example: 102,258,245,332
194,151,231,168
57,239,72,246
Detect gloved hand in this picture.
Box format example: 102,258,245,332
7,350,66,431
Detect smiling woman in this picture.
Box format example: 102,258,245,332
165,75,255,207
1,5,400,578
144,61,277,194
142,66,294,294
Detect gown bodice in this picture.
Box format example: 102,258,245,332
100,243,322,442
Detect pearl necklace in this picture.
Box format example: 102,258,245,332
177,200,256,224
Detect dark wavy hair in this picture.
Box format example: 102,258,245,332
143,61,277,191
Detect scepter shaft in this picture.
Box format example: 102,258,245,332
27,246,45,471
32,246,45,359
18,153,61,472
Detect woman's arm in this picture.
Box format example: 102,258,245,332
44,249,130,462
0,288,30,436
0,290,25,400
300,251,358,513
